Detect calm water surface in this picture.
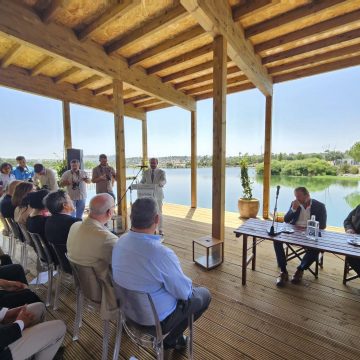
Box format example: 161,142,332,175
86,167,360,227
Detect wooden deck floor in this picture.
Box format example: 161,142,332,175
2,203,360,360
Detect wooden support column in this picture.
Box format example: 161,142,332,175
62,101,72,159
191,109,197,208
262,95,273,219
142,115,148,166
113,79,127,230
212,35,227,241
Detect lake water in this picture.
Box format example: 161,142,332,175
86,167,360,227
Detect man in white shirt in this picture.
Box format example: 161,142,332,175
274,187,327,287
141,158,166,235
33,163,58,191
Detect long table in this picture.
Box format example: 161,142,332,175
234,218,360,285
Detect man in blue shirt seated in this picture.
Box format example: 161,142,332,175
112,197,211,351
12,156,34,181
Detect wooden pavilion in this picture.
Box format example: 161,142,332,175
1,0,360,240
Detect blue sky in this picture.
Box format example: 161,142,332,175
0,66,359,160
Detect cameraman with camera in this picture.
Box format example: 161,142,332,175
60,159,90,218
91,154,116,199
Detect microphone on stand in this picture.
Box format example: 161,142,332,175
268,185,281,236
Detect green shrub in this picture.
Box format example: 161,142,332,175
349,166,359,175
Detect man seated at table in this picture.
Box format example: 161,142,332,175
274,187,327,287
112,197,211,351
344,205,360,276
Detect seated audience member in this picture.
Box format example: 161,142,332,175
344,205,360,276
274,187,327,287
13,182,34,225
0,249,12,266
67,193,118,317
45,190,81,267
0,181,22,219
0,302,66,359
59,159,90,219
0,264,41,308
12,156,34,181
112,197,211,351
0,162,15,196
26,190,50,241
33,164,58,191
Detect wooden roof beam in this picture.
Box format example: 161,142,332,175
0,0,196,111
181,0,272,96
78,0,141,41
146,43,213,75
232,0,276,22
144,103,172,112
263,28,360,65
255,8,360,53
107,3,188,54
273,55,360,83
30,56,56,76
93,83,113,96
42,0,62,24
54,67,82,84
1,43,22,68
135,99,163,108
0,65,145,120
162,60,213,83
268,43,360,75
124,94,149,104
194,82,255,101
75,75,103,90
128,25,205,66
245,0,345,38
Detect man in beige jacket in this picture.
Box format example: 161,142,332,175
67,193,118,318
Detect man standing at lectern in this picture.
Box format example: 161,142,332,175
141,158,166,235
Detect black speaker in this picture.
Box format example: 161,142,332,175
66,148,84,169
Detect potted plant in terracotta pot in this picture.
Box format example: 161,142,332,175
238,159,260,218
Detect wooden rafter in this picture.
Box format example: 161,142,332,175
75,75,102,90
263,28,360,65
1,43,22,68
106,3,188,54
78,0,140,41
93,84,113,96
0,0,196,111
135,99,163,108
144,103,171,112
54,67,81,84
255,8,360,53
30,56,55,76
42,0,62,24
146,43,213,75
124,94,149,104
0,65,145,120
181,0,272,96
268,43,360,75
128,25,205,66
245,0,344,38
194,82,254,101
232,0,275,22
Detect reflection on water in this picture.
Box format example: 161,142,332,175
85,167,360,227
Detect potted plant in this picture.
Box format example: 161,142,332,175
238,159,260,218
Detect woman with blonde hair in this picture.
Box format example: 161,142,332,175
12,182,34,225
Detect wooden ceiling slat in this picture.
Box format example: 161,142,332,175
106,4,188,54
263,28,360,65
75,75,103,90
41,0,62,24
144,103,172,112
273,54,360,83
194,82,255,101
93,83,113,96
30,55,55,76
54,67,81,84
245,0,344,38
0,0,196,111
162,60,213,83
128,25,204,66
255,8,360,53
124,94,149,104
268,43,360,75
181,0,272,96
135,99,163,108
0,65,145,120
232,0,274,22
1,43,22,68
146,43,213,75
78,0,140,41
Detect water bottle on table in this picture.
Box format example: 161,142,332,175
306,215,319,240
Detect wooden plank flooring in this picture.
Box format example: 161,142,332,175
2,202,360,360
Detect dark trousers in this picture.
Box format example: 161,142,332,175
161,287,211,347
273,242,320,273
347,256,360,276
0,264,42,308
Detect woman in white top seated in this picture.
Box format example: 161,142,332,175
0,163,15,197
